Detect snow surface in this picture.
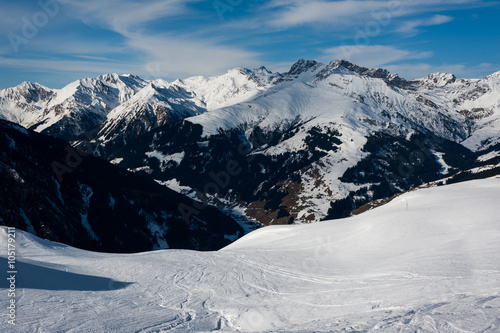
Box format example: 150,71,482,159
1,177,499,332
433,151,451,175
146,151,185,166
169,68,271,111
477,150,500,162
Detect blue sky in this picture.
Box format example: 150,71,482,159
1,0,499,89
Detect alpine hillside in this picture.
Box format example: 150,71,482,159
0,119,243,252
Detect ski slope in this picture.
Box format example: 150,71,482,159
1,177,500,332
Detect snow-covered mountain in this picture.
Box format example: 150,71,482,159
186,59,476,142
1,176,499,332
0,81,54,125
31,74,148,141
0,68,276,148
0,74,147,141
93,82,204,150
412,70,500,151
89,68,274,153
2,59,500,226
97,60,500,225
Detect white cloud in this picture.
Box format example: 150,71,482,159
270,1,393,27
267,0,487,29
0,33,261,83
397,15,454,34
0,56,143,77
69,0,193,34
1,0,262,82
322,45,433,68
63,0,262,78
18,38,126,56
126,33,261,78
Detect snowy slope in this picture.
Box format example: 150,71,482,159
86,67,275,153
188,60,469,142
1,177,499,332
168,67,274,111
94,82,204,148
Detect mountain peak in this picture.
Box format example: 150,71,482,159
329,59,356,69
485,69,500,79
254,66,272,75
287,59,320,76
18,81,35,89
344,60,389,78
413,72,457,87
139,81,170,98
16,81,47,91
88,74,146,88
6,81,53,102
315,59,408,86
95,73,123,85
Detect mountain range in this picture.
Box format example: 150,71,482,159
1,59,500,249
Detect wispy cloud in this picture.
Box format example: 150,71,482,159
322,45,433,68
16,38,127,57
126,33,261,78
269,1,390,27
0,0,263,82
397,15,454,34
63,0,262,78
75,55,117,62
266,0,488,29
69,0,194,34
0,56,142,76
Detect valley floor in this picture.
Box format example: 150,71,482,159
1,177,500,332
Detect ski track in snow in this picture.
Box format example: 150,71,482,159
1,177,500,332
